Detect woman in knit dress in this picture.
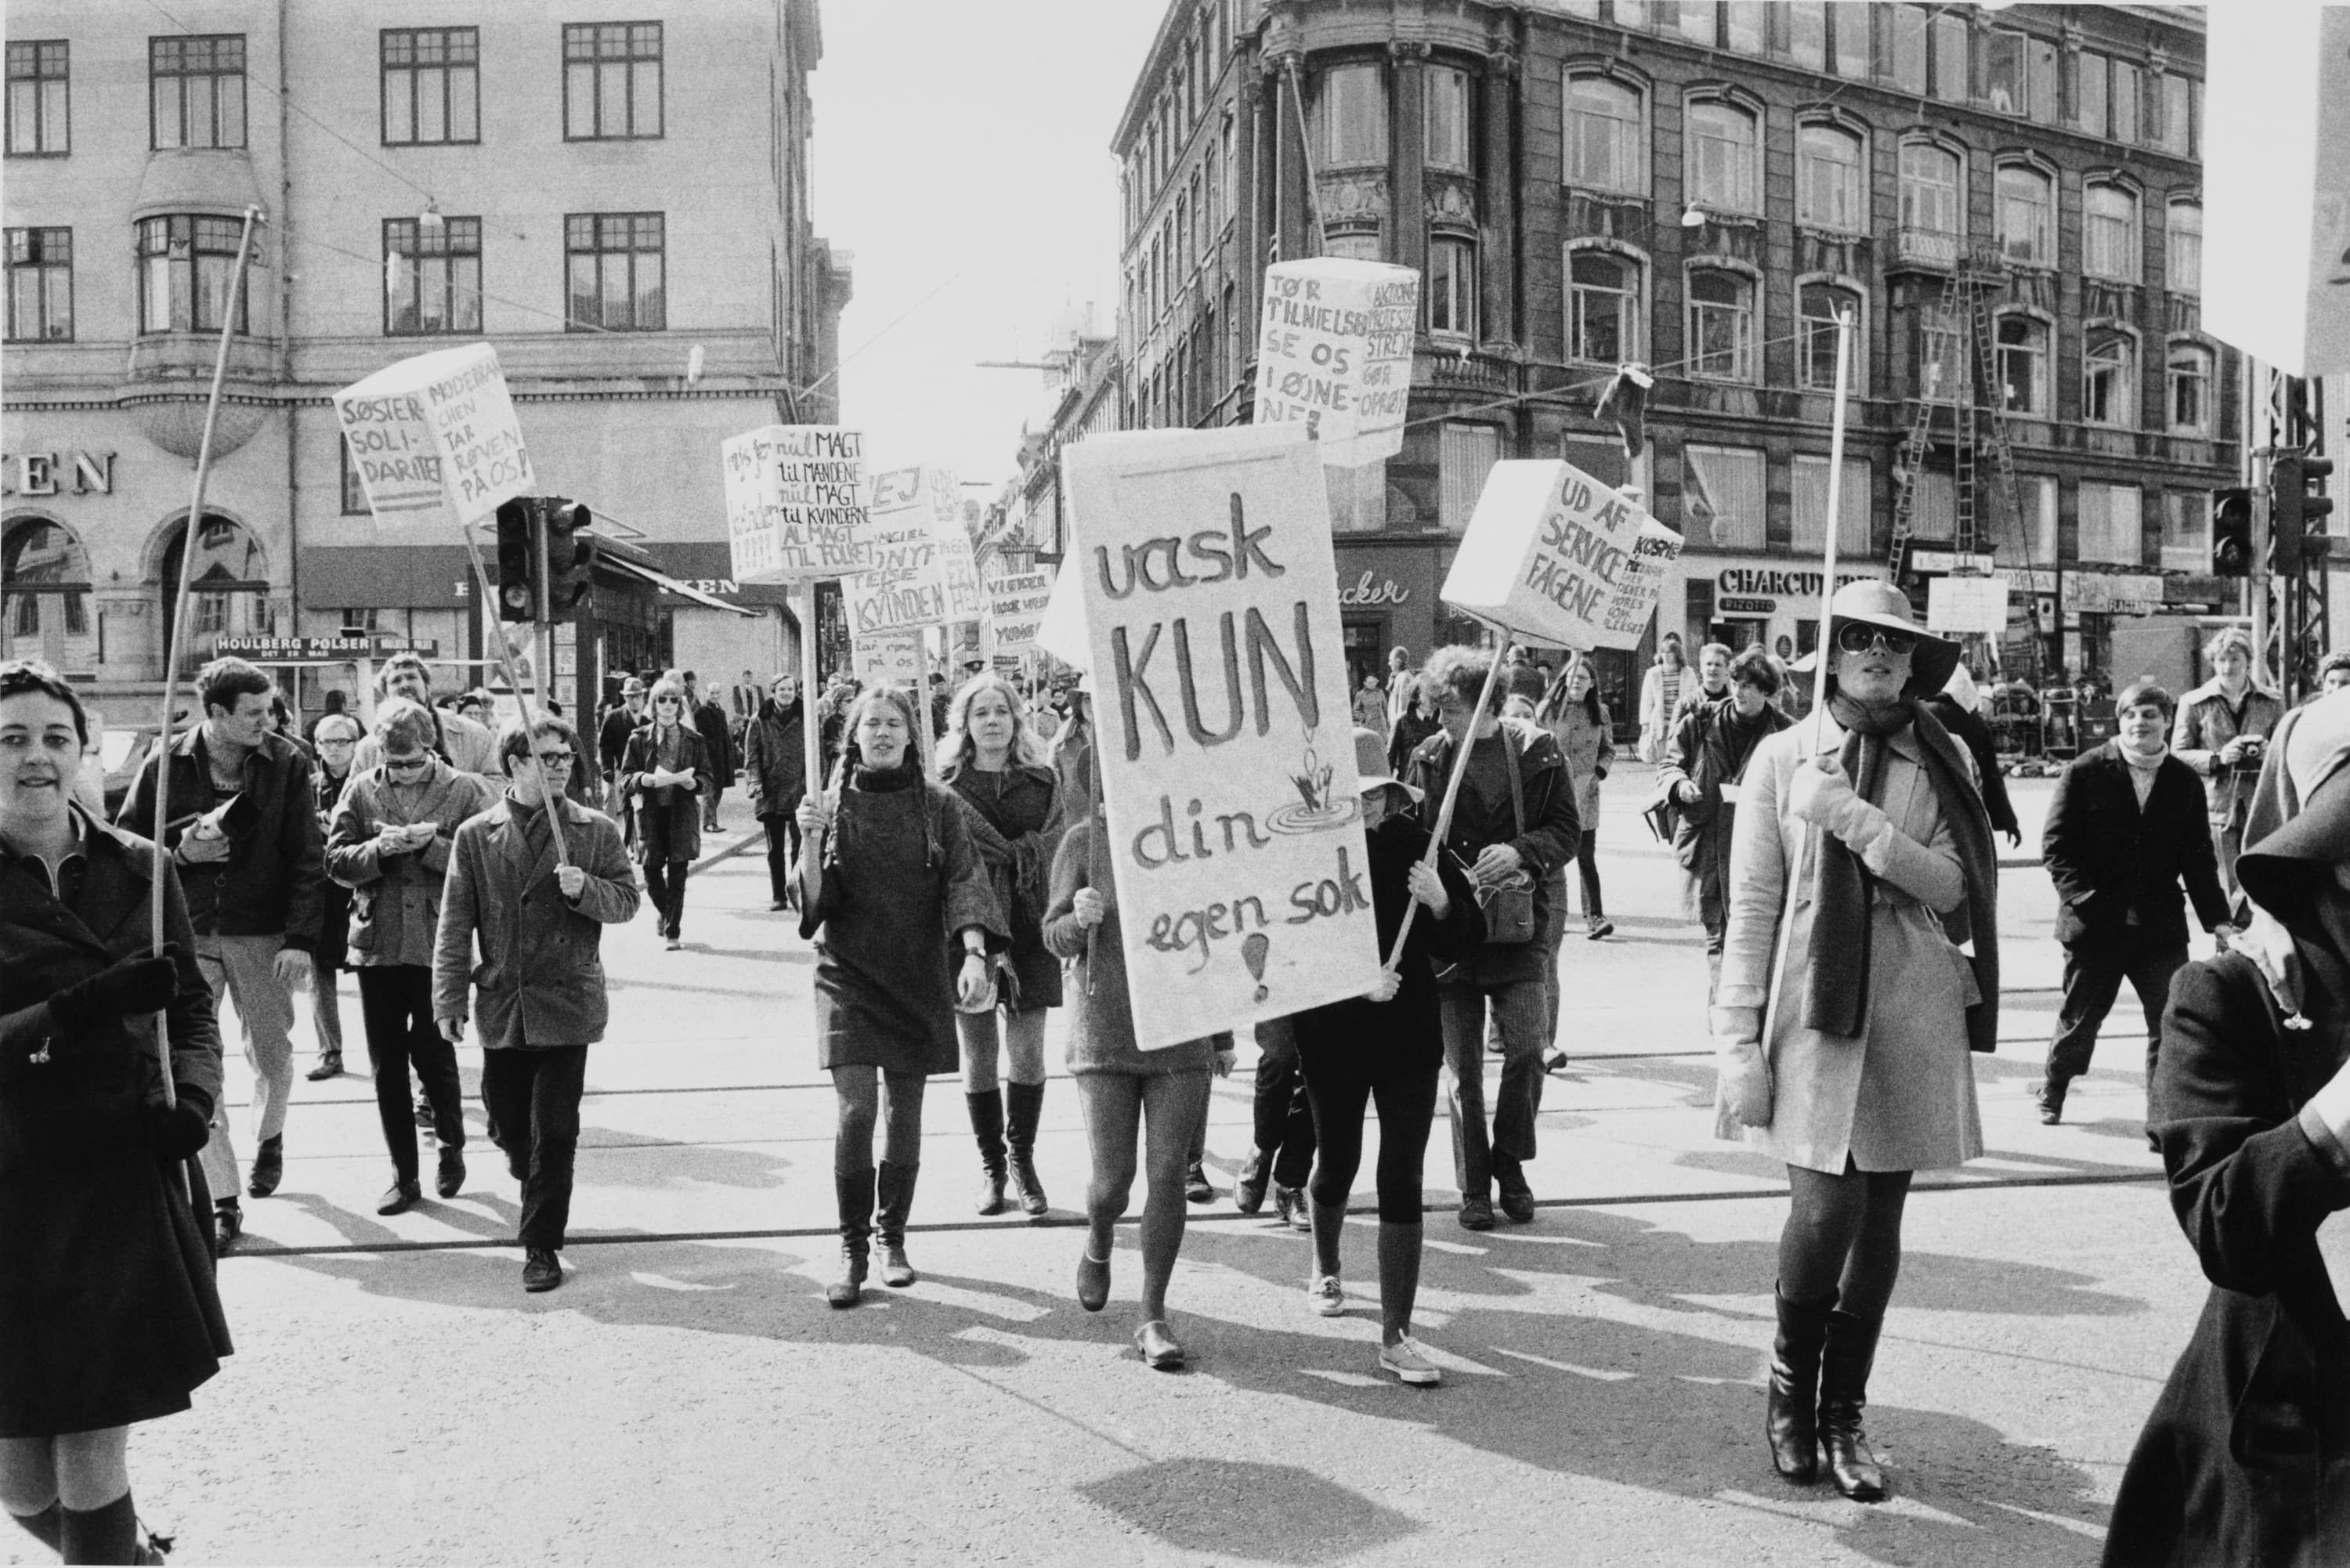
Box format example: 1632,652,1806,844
1043,784,1233,1371
1712,583,1998,1503
797,685,1003,1308
937,673,1064,1217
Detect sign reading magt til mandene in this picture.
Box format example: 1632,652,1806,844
721,425,870,583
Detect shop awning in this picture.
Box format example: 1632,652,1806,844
598,551,758,616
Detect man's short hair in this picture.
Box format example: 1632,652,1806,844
0,658,89,744
313,712,363,744
2204,626,2254,664
374,698,439,754
500,714,580,772
197,656,271,717
2115,678,2176,720
1729,646,1782,697
1419,646,1505,715
376,652,433,698
1700,641,1734,665
2319,651,2350,681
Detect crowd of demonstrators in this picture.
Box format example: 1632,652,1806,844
2030,680,2235,1128
620,679,717,951
352,654,499,780
936,674,1064,1218
119,656,324,1255
1636,632,1690,763
1535,652,1618,943
1713,582,2001,1504
303,711,363,1082
796,685,1004,1308
2173,625,2286,905
743,674,809,912
1660,646,1792,995
433,717,639,1294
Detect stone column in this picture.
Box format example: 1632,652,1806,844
1235,85,1261,344
1270,54,1308,265
1479,45,1519,351
1390,42,1429,276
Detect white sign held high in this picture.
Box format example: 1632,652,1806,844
1252,258,1418,468
846,468,957,638
720,425,870,582
333,344,533,529
1441,460,1681,650
987,567,1055,655
1067,424,1381,1050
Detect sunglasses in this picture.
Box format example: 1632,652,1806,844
1833,622,1918,657
383,753,431,772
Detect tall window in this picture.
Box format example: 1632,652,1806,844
1614,0,1648,26
1889,6,1929,95
1566,74,1642,193
1567,250,1641,364
1319,63,1386,166
1985,30,2055,122
1996,164,2054,266
1426,237,1477,338
5,227,72,341
564,212,664,331
1796,123,1863,231
6,41,67,155
1,521,94,670
1932,13,1968,101
2110,60,2141,145
1798,284,1860,390
150,34,245,150
1995,313,2049,414
1686,268,1755,381
2157,73,2194,157
2167,198,2201,294
1829,5,1871,80
1899,142,1961,238
1682,445,1766,549
1425,65,1470,170
384,217,482,335
382,28,479,146
2083,328,2137,426
2084,182,2139,282
1793,455,1872,554
563,23,662,140
2162,490,2211,571
1679,2,1717,48
1788,2,1826,70
2004,473,2059,562
1687,99,1759,215
136,215,249,334
2167,342,2214,435
1438,423,1502,535
1723,3,1766,54
2077,482,2142,565
2074,52,2108,137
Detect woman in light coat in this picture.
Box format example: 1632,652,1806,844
1537,652,1618,941
1636,634,1688,764
1712,582,1998,1503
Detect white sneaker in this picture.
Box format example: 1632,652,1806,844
1307,1274,1346,1317
1379,1335,1441,1386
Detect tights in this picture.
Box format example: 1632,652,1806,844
958,1006,1048,1095
1076,1070,1211,1322
1303,1060,1439,1226
1777,1163,1914,1320
830,1065,926,1172
2,1429,133,1564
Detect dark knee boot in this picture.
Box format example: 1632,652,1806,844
1004,1080,1048,1218
59,1492,136,1565
1819,1306,1889,1501
828,1162,874,1308
875,1159,920,1287
967,1089,1009,1215
1767,1285,1838,1484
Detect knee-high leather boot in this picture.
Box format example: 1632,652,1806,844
875,1159,920,1287
967,1089,1008,1216
1819,1306,1889,1501
828,1162,873,1309
1003,1080,1048,1218
1767,1285,1838,1484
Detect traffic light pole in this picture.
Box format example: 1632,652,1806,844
533,498,556,730
459,518,570,865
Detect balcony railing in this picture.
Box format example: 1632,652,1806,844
1890,227,1961,271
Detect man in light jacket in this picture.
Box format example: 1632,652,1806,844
433,715,638,1293
352,652,500,780
2171,626,2285,904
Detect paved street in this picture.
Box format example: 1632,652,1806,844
24,773,2204,1566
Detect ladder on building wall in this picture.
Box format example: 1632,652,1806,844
1887,260,2026,573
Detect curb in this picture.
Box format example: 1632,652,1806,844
690,823,766,875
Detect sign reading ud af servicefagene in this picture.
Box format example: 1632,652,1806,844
1440,460,1681,650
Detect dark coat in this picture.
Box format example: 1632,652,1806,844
620,723,717,862
432,794,641,1049
119,727,326,953
597,704,642,775
311,767,354,974
2105,954,2350,1566
1660,696,1791,935
743,702,808,817
692,698,736,787
1925,695,2019,840
326,759,499,969
1403,717,1582,987
2043,742,2231,952
945,761,1065,1010
1,808,231,1438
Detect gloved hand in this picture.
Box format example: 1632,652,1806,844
1715,1038,1773,1133
2232,902,2307,1024
146,1086,214,1161
48,946,181,1038
1788,757,1893,859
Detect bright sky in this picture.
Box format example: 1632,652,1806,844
809,1,1167,491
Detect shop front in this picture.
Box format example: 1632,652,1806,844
1673,553,1890,667
1332,538,1450,693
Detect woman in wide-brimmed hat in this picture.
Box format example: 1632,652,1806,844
2102,753,2350,1565
1711,580,2000,1502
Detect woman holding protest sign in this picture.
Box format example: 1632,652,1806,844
797,685,1003,1309
937,673,1065,1217
621,680,717,950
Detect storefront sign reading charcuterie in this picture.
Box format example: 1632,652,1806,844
1065,424,1381,1050
1440,460,1681,650
333,344,534,529
720,425,871,582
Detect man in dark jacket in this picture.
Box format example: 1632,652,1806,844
598,677,645,847
1404,646,1581,1231
119,656,324,1243
2033,679,2237,1125
742,674,808,910
689,678,734,833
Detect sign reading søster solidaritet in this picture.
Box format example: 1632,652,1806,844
720,425,870,583
1440,460,1681,650
1066,424,1381,1050
1251,258,1419,468
986,567,1055,655
333,344,533,529
844,468,956,638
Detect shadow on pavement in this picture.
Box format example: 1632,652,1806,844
1076,1457,1420,1563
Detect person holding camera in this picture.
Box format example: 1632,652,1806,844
2173,626,2285,905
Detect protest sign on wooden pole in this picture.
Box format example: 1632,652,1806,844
1065,425,1380,1047
1252,258,1419,467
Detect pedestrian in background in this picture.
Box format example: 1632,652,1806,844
1712,581,1999,1503
2173,625,2285,905
1537,652,1618,943
1661,647,1791,995
796,685,1003,1308
2319,649,2350,697
1,660,230,1567
120,656,323,1252
328,699,497,1213
1925,667,2021,849
1386,675,1441,779
1672,641,1734,728
1044,789,1231,1370
2030,679,2234,1125
743,674,808,912
621,679,715,950
432,717,638,1294
1351,674,1387,737
1233,1014,1315,1229
1637,634,1689,764
691,679,734,835
937,673,1064,1219
352,654,499,780
303,687,349,749
304,710,363,1082
729,668,762,743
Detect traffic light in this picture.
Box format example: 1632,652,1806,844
2210,487,2253,577
543,499,593,614
2271,453,2336,574
493,497,537,622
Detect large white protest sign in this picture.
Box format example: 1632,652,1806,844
845,468,956,638
987,566,1055,655
1067,424,1381,1050
1440,461,1681,649
333,344,533,529
720,425,870,582
1252,258,1418,468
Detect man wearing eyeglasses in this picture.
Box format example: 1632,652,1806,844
432,715,639,1293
